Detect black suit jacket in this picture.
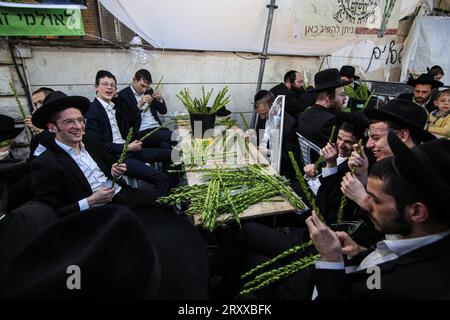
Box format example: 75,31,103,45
397,92,436,113
297,104,336,148
270,83,315,118
317,160,357,224
31,135,127,217
118,86,167,132
85,98,133,155
314,234,450,299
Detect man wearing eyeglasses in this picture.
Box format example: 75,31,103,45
341,99,436,212
85,70,174,196
297,68,350,149
30,91,165,218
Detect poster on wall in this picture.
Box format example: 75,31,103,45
295,0,401,38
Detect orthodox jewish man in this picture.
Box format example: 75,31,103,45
304,134,450,299
398,73,443,113
297,68,350,148
30,91,164,218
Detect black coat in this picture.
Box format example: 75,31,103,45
270,83,315,118
316,160,357,224
31,135,127,217
314,234,450,299
297,104,335,148
397,92,436,113
85,98,133,155
118,86,167,132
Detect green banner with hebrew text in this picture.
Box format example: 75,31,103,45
0,7,84,36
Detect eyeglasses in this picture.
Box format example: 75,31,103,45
58,117,86,127
99,82,117,89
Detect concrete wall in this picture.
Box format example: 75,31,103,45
0,35,404,157
20,46,321,121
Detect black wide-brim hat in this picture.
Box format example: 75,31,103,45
364,98,436,142
340,65,360,80
0,205,209,299
387,131,450,217
0,159,27,176
407,73,443,88
335,111,370,137
32,91,90,129
0,114,24,142
307,68,351,93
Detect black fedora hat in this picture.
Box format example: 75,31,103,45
340,65,360,80
307,68,351,93
407,73,443,88
0,205,162,299
387,132,450,218
0,158,27,176
0,114,24,142
0,204,209,299
364,98,436,142
335,111,370,138
32,91,90,129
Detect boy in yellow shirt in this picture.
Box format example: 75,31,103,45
428,89,450,138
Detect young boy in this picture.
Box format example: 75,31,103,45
428,89,450,138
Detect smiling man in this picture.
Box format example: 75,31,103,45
341,99,436,211
303,111,369,223
31,91,163,217
84,70,174,196
305,136,450,299
363,99,436,161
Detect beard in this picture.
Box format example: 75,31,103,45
414,95,429,104
330,98,344,113
377,210,412,236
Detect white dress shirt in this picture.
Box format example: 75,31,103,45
130,85,160,131
55,139,121,211
96,97,125,144
33,143,47,157
315,230,450,272
321,156,347,178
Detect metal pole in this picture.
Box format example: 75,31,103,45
251,0,278,128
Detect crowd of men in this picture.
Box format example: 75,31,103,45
0,65,449,299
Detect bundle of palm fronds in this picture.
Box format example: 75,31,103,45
177,86,230,115
344,82,372,108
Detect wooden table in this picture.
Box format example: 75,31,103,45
174,121,307,225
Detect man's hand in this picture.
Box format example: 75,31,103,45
348,144,369,183
152,91,164,103
321,143,338,167
111,162,127,178
127,140,142,152
336,231,366,257
340,172,369,208
304,164,318,177
137,94,153,109
24,115,43,134
87,186,115,207
306,211,343,262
